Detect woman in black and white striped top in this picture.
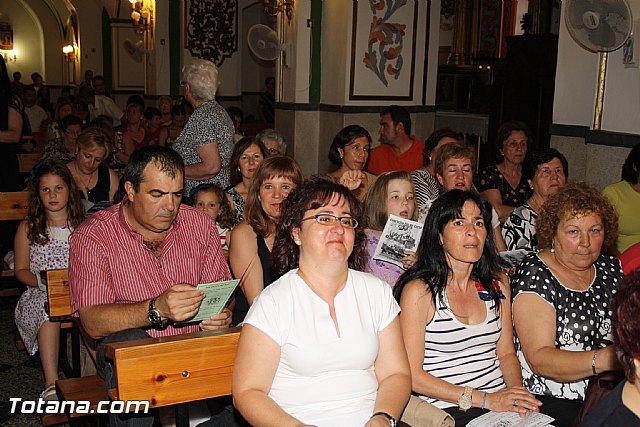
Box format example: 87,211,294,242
394,190,541,426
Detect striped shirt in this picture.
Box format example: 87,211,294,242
69,200,231,337
420,289,506,409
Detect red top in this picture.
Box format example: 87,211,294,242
620,241,640,276
69,200,231,337
366,135,425,175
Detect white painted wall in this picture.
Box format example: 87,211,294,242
553,2,640,134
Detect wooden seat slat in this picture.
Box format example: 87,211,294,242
55,374,105,417
44,269,72,320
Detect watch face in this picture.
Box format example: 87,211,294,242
148,308,161,325
459,394,472,411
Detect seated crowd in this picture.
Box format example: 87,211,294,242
8,60,640,427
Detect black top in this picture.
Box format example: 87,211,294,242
580,380,640,426
232,234,282,326
85,165,111,204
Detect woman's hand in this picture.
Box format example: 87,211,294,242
339,170,366,191
401,250,417,270
364,414,393,427
486,386,541,414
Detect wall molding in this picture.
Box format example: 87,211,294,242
275,102,437,114
550,123,640,148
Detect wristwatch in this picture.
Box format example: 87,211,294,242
371,412,396,427
147,297,163,327
458,386,473,412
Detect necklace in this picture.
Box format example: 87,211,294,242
73,163,96,192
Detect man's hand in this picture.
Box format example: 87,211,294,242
200,307,232,331
155,284,205,322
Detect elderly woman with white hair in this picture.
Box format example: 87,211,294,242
256,128,287,156
173,59,235,196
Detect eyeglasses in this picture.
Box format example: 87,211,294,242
301,214,359,229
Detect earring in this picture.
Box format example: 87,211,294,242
550,241,555,253
340,154,343,159
237,167,241,172
294,240,301,245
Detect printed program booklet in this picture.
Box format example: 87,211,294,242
373,215,424,268
176,279,239,324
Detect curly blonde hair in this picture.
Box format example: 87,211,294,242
537,181,618,253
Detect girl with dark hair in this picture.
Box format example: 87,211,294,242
0,55,24,191
603,142,640,253
395,190,540,426
14,161,85,400
225,136,269,222
327,125,377,201
191,183,237,258
228,156,304,325
233,176,411,426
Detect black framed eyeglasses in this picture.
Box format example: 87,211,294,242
301,214,359,229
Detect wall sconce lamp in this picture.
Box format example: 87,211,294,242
263,0,294,21
1,50,17,63
62,44,78,62
129,0,152,35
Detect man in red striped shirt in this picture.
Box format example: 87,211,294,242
69,146,232,426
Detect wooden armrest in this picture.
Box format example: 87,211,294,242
45,269,72,320
105,328,240,407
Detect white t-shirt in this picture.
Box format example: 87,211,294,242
244,269,400,427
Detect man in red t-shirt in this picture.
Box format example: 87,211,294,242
367,105,424,175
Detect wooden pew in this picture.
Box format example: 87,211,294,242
18,153,41,174
0,192,28,296
42,269,82,379
50,328,240,427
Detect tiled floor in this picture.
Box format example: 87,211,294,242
0,295,47,427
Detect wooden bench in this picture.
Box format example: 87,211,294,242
46,299,240,426
0,191,29,296
18,153,41,174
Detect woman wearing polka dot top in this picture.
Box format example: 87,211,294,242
511,181,624,426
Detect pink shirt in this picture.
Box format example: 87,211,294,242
69,200,231,337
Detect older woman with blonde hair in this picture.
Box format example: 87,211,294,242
66,126,119,206
229,156,304,325
512,181,623,426
172,59,234,197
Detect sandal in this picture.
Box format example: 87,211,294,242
40,385,58,401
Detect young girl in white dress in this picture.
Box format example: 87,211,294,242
14,161,85,400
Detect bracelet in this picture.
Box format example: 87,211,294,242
481,391,487,409
371,411,396,427
592,350,599,375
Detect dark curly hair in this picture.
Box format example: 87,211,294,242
190,183,237,230
271,176,366,274
611,270,640,383
228,137,269,187
394,190,502,311
621,142,640,184
536,181,618,253
328,125,372,168
422,128,463,167
27,161,85,245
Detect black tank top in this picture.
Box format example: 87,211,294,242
86,165,111,203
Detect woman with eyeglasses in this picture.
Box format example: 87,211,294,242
233,176,411,427
475,121,532,223
228,156,304,326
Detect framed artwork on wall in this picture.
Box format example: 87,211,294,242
0,29,13,50
349,0,421,101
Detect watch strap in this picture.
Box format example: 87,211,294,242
371,411,396,427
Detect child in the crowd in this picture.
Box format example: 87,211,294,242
363,171,418,288
191,183,237,258
144,106,162,143
14,161,85,400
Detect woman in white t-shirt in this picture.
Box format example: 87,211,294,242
233,176,411,427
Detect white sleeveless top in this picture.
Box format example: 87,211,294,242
420,287,506,408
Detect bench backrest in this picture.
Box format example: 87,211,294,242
18,153,41,174
44,269,72,320
0,191,29,221
105,328,241,407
